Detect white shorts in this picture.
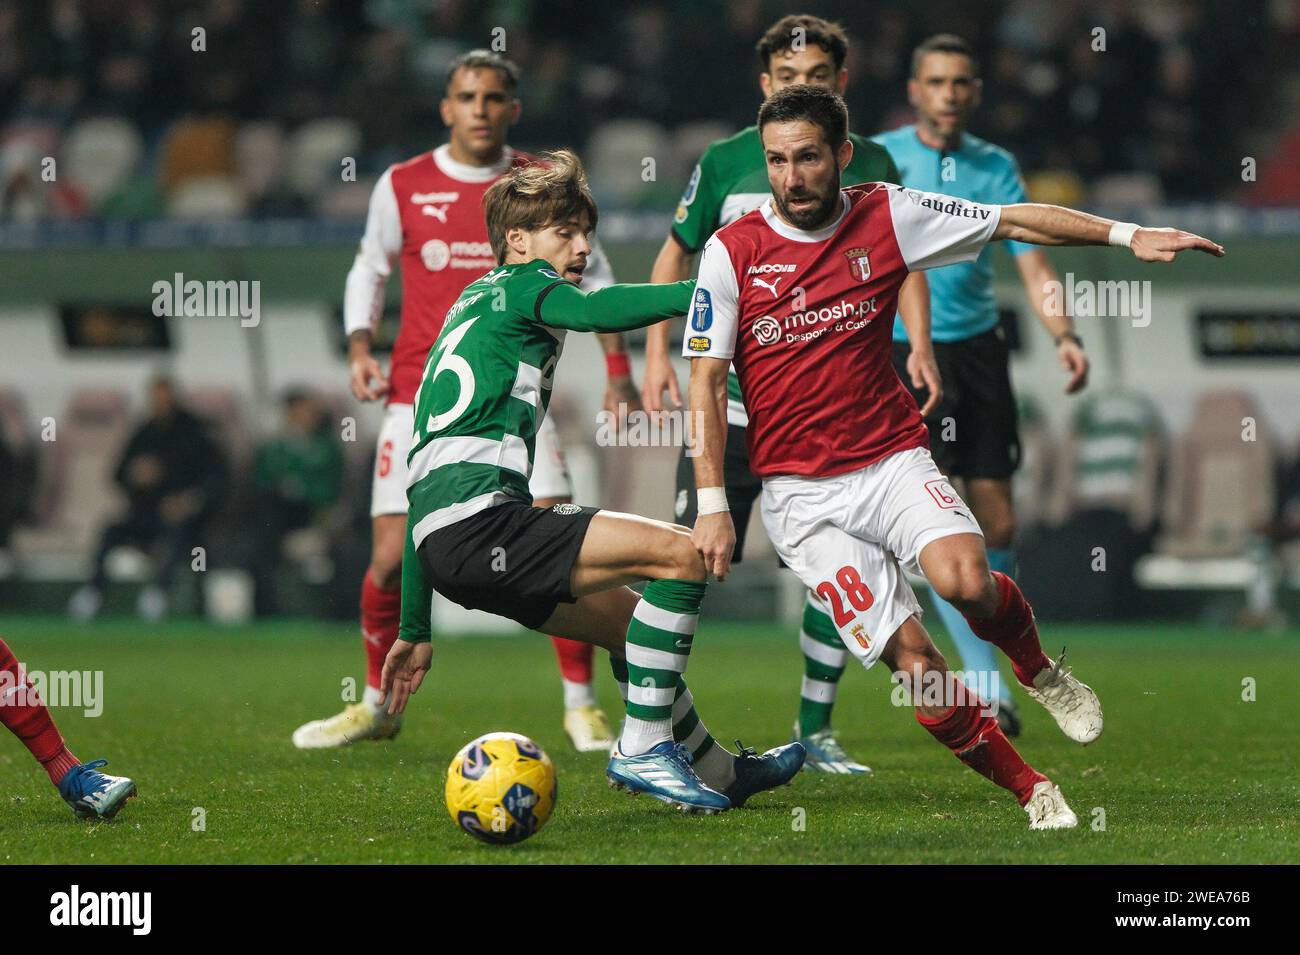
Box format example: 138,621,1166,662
759,446,982,669
369,403,573,517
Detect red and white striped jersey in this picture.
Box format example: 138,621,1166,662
344,145,613,406
683,183,1001,479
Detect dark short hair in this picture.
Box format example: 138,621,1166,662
911,33,980,78
757,84,849,149
756,14,849,72
444,49,520,95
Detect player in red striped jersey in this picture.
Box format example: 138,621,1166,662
1,635,136,819
293,51,639,752
685,86,1223,828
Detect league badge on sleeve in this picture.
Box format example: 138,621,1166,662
844,247,872,283
691,288,713,331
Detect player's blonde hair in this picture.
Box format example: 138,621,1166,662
483,149,599,264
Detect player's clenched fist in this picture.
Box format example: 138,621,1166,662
692,511,736,581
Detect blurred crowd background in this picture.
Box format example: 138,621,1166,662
3,0,1300,224
0,0,1298,628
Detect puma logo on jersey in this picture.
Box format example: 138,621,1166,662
421,204,449,222
752,276,782,297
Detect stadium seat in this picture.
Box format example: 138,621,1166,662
159,117,237,195
316,178,375,219
1156,390,1278,558
234,121,288,203
61,117,144,208
285,118,362,204
585,119,671,205
166,176,248,219
10,388,132,564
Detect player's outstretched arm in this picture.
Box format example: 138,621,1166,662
538,279,695,333
993,204,1225,261
643,235,696,411
687,356,736,581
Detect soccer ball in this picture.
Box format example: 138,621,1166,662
445,731,557,844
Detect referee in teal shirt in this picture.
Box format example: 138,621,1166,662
874,34,1089,737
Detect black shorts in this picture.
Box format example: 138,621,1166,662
891,325,1021,480
674,423,763,563
417,500,600,630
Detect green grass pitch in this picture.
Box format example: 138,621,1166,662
1,615,1297,863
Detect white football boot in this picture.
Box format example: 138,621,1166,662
564,704,615,753
1024,780,1078,830
1025,649,1103,744
292,702,401,749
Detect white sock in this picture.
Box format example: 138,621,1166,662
362,685,388,714
691,743,737,792
619,717,672,756
562,678,597,710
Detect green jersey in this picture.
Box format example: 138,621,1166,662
398,259,693,643
671,125,900,425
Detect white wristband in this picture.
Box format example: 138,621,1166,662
697,487,729,515
1108,221,1140,248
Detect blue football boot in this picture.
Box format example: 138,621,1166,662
58,759,137,820
607,740,730,814
723,740,806,807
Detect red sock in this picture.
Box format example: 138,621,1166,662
551,636,593,684
0,637,80,786
962,571,1051,687
361,571,401,692
916,684,1047,806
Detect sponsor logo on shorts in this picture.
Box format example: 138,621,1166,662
688,336,712,352
691,288,713,331
844,246,872,283
925,478,962,509
751,315,781,346
551,503,582,515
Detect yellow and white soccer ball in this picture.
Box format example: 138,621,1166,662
445,731,557,844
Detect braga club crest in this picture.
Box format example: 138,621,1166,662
844,247,872,283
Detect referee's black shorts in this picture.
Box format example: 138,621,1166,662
891,325,1021,480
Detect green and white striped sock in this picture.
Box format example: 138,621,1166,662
609,658,735,791
796,592,848,737
621,579,705,755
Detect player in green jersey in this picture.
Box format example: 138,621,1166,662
380,151,805,813
642,14,940,774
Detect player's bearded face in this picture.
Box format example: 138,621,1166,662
764,121,844,230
